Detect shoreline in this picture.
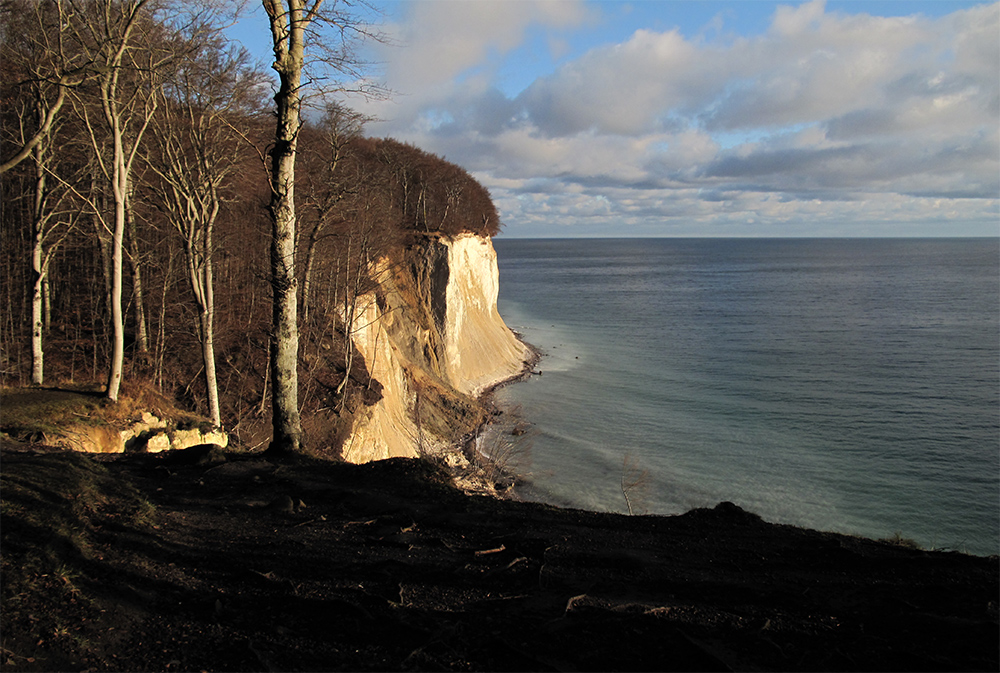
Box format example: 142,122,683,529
447,333,542,497
449,334,1000,556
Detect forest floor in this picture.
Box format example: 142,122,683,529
1,438,998,672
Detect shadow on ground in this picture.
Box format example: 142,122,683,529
2,447,997,671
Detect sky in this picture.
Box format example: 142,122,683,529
232,1,1000,238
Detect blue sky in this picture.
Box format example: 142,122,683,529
231,1,999,237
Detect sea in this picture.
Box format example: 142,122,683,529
489,238,1000,557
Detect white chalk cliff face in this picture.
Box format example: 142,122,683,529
442,234,528,396
341,234,528,464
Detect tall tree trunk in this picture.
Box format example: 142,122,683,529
263,0,308,453
301,222,321,326
268,140,302,451
200,309,220,427
126,184,148,354
185,210,222,428
106,121,127,402
30,143,46,385
204,204,221,428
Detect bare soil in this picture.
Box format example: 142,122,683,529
1,445,997,672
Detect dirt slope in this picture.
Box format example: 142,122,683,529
2,448,997,672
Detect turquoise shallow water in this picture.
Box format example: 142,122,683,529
491,238,999,556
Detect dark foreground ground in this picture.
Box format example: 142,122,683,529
1,446,997,672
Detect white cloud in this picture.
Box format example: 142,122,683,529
385,0,588,89
771,0,827,36
362,1,1000,236
518,28,703,136
360,0,591,129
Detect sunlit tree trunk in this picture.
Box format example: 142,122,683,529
260,0,384,451
202,218,220,427
179,196,222,427
262,0,310,453
105,110,128,401
30,144,47,385
71,0,159,402
184,228,222,426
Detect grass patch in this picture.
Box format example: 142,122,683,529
1,382,214,449
105,378,204,428
0,388,106,441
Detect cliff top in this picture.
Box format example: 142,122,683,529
2,447,997,672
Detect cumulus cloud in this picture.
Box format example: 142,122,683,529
363,0,1000,236
361,0,591,129
383,0,588,88
517,28,705,136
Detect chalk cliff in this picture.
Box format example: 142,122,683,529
341,233,529,464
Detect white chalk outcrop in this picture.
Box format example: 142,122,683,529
340,294,421,462
441,234,528,397
46,412,228,454
341,233,528,464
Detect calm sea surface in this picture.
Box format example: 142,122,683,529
490,238,999,556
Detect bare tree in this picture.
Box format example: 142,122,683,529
26,107,85,385
299,103,368,327
67,0,169,401
261,0,384,453
0,0,99,174
1,1,103,383
146,34,262,427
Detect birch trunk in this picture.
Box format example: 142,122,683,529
106,121,126,402
263,0,309,453
30,143,46,385
31,241,46,386
183,207,222,428
203,232,220,427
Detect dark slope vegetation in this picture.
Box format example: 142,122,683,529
2,446,997,672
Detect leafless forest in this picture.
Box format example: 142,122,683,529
0,0,501,452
